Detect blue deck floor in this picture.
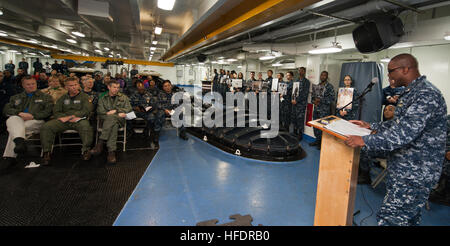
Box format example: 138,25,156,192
113,129,450,226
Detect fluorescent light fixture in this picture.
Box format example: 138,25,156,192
71,31,85,37
0,9,3,16
199,63,205,65
445,33,450,41
150,47,156,51
272,63,283,67
211,61,218,64
155,26,162,35
217,56,225,59
66,38,77,44
104,47,110,51
152,41,158,45
95,49,102,53
308,44,342,54
151,51,154,54
108,55,113,57
227,58,237,62
0,32,7,37
237,66,242,68
28,53,37,55
158,0,176,10
9,50,18,53
123,57,127,59
380,57,391,63
259,54,276,61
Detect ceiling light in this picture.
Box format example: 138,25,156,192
28,53,37,55
66,38,77,44
0,32,7,37
445,33,450,41
380,57,391,63
211,61,218,64
151,51,154,54
0,9,3,16
104,47,110,51
308,44,342,55
237,66,242,68
9,50,18,53
95,49,102,53
71,31,85,38
108,55,113,58
259,54,276,61
227,58,237,62
152,41,158,45
217,56,224,59
155,26,162,35
272,63,283,67
150,47,156,51
158,0,176,11
124,57,127,59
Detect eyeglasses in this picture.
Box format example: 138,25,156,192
388,67,404,74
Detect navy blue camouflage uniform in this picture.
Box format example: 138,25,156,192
291,78,310,136
312,81,335,141
361,76,447,226
129,90,158,130
155,88,186,134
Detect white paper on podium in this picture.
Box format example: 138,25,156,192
323,119,372,137
125,111,137,120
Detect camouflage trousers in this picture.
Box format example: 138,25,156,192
99,115,126,152
313,108,330,141
41,119,93,153
377,173,435,226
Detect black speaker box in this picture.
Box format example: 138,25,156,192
197,54,207,62
353,15,405,53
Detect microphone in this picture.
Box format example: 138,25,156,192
367,77,379,89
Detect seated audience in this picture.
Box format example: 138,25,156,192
2,76,53,166
40,77,94,165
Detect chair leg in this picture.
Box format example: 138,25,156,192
123,125,127,152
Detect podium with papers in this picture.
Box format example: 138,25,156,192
308,116,371,226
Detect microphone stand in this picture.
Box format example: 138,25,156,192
337,83,375,112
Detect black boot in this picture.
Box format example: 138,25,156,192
13,137,27,154
153,131,160,149
358,170,372,185
179,129,188,141
429,174,450,206
42,152,52,166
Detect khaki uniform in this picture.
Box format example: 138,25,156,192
3,90,53,157
41,87,67,103
97,92,132,151
40,92,93,153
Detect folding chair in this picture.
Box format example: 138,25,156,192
95,117,127,152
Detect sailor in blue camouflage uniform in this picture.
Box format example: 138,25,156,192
429,114,450,205
310,71,335,149
155,80,188,142
279,72,293,131
345,54,447,226
291,67,310,141
129,81,157,141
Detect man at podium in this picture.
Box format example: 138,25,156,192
345,54,447,226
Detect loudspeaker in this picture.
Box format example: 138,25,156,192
196,54,207,63
352,15,405,53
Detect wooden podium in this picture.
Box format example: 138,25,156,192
308,116,361,226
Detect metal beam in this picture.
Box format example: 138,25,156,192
160,0,321,62
50,53,174,67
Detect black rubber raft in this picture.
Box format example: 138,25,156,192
186,103,306,162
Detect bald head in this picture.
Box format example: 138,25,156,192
390,53,418,69
388,53,421,87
